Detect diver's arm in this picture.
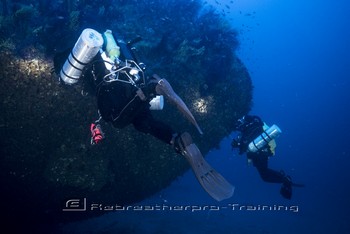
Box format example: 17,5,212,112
231,135,244,154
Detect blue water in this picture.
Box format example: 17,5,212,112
64,0,350,233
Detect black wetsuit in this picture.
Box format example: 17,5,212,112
83,54,174,144
232,115,289,184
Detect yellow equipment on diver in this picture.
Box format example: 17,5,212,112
263,123,277,155
103,29,120,62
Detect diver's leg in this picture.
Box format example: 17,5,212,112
133,111,234,201
257,168,287,184
250,153,294,199
250,153,286,183
132,109,174,144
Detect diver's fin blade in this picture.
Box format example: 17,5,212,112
183,144,234,201
155,78,203,134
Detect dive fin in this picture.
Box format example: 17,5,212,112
175,132,234,201
184,144,234,201
154,75,203,135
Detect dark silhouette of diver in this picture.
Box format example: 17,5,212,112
231,115,303,199
54,28,234,201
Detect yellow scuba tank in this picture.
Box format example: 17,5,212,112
103,29,120,62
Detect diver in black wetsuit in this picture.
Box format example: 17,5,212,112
86,54,176,145
231,115,303,199
55,28,234,201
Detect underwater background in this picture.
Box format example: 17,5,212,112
63,0,350,233
1,0,349,233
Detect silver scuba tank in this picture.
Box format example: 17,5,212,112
60,28,104,84
247,124,282,153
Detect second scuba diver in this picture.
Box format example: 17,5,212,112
54,28,234,201
231,115,304,199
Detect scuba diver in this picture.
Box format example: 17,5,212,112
231,115,303,199
54,28,234,201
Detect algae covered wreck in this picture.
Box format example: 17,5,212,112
0,0,252,230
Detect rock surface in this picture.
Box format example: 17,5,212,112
0,0,253,232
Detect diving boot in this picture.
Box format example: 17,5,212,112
280,175,293,199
